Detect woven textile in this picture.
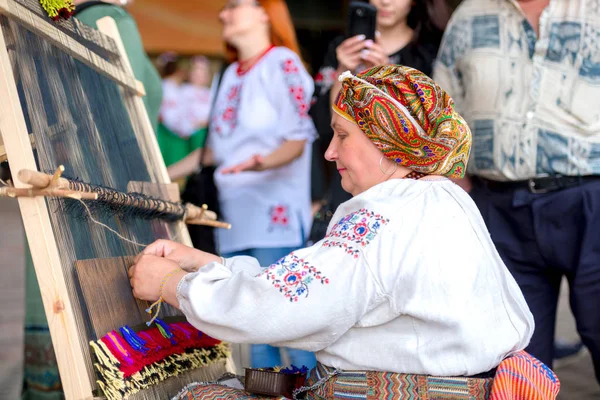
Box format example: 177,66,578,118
171,352,559,400
172,383,285,400
333,65,471,178
301,363,493,399
489,351,560,400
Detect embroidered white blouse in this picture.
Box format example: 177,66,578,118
207,47,317,254
160,80,211,138
177,179,534,376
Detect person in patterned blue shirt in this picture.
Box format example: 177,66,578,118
434,0,600,386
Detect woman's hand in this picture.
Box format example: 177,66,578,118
220,154,265,174
220,140,305,174
336,35,370,73
360,33,390,69
128,255,185,303
140,239,221,272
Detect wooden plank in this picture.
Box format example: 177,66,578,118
0,18,94,400
98,16,194,248
74,256,178,338
75,256,143,337
0,0,141,95
0,133,33,163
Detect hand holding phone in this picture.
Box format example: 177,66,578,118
336,35,371,73
336,2,389,72
358,33,390,69
348,1,377,41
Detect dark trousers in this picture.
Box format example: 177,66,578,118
470,178,600,385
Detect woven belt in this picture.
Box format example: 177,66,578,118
482,175,600,194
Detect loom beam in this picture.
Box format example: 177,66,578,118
16,168,231,229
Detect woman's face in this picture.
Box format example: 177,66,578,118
370,0,413,29
326,113,398,196
219,0,268,44
189,61,211,87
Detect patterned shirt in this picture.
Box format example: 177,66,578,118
433,0,600,181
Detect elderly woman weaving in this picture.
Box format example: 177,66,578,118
129,66,559,399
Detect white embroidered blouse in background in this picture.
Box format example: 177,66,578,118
208,47,317,254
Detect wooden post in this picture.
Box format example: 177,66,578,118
0,19,94,400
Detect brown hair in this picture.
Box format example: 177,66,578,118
224,0,303,63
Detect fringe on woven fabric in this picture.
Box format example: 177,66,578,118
91,342,230,400
39,0,75,20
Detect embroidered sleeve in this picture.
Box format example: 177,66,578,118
323,208,390,259
176,225,386,351
275,52,317,142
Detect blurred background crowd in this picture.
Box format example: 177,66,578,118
1,0,599,399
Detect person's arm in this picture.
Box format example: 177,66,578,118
130,238,383,348
174,240,383,349
108,12,147,81
327,35,373,106
167,147,214,181
221,51,316,174
129,204,392,350
220,140,306,174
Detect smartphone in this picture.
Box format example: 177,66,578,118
348,1,377,41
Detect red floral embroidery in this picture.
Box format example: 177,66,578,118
281,59,309,118
258,253,329,302
222,107,235,121
227,86,240,101
269,205,290,231
322,240,360,259
323,208,389,257
212,84,242,136
314,66,339,96
283,59,299,74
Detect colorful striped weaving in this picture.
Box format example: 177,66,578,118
300,352,559,400
169,351,559,399
489,351,560,400
90,320,230,400
303,363,493,399
173,383,286,399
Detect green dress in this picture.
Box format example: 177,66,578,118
22,4,162,399
157,124,207,167
75,4,163,133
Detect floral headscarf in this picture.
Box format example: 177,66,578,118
333,65,471,178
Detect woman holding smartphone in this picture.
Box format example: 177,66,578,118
309,0,440,236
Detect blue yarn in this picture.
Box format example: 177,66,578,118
155,319,177,345
119,325,149,353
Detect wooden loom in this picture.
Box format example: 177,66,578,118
0,0,236,398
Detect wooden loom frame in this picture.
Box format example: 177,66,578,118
0,1,234,398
